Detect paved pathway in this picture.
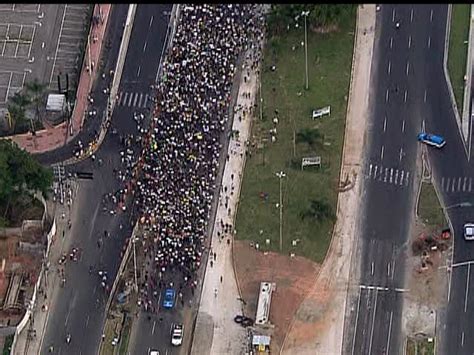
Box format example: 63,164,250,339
191,44,263,354
6,4,111,154
13,181,79,355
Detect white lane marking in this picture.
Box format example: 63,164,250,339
368,290,379,355
391,260,396,279
404,90,407,102
465,263,471,312
386,88,389,102
386,311,394,354
369,163,373,178
402,120,405,132
390,168,394,183
383,117,387,132
406,61,410,76
85,314,90,328
388,60,391,74
462,331,465,347
65,306,72,326
143,41,147,52
152,320,156,334
371,262,374,275
424,89,427,102
399,148,403,162
422,119,426,132
137,66,141,77
408,35,411,48
149,15,154,28
384,167,388,183
390,37,393,49
387,262,391,276
395,169,399,184
430,9,433,22
405,171,410,186
410,8,414,22
351,289,363,355
392,8,396,22
428,36,431,48
381,146,385,160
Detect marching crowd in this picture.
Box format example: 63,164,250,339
129,4,263,309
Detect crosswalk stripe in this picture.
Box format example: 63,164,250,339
374,165,378,180
117,92,123,106
441,177,445,192
384,167,388,183
137,93,144,107
458,177,462,192
389,168,393,184
405,172,410,186
394,169,399,185
470,178,472,192
400,170,404,185
121,92,128,106
144,94,149,108
133,93,139,107
127,92,134,106
446,178,450,192
451,178,455,193
463,177,467,192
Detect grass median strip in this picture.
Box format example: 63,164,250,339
418,182,446,229
406,336,435,355
448,4,471,114
235,11,355,262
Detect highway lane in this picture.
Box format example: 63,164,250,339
343,5,443,354
40,4,171,354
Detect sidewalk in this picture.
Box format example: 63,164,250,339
191,44,263,355
5,4,111,155
280,5,376,354
13,181,79,355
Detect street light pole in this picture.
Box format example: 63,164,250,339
302,11,310,90
276,171,286,251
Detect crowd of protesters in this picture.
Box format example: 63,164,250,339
124,4,265,310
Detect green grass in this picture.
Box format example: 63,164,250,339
2,334,13,355
406,337,435,355
235,13,356,263
118,315,131,355
448,4,471,113
418,182,447,228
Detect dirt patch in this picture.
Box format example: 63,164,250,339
233,240,320,353
403,220,450,337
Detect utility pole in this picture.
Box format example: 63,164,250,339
275,171,286,251
132,237,138,293
302,11,310,90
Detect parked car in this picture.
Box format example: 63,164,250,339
464,223,474,240
162,288,176,309
171,323,184,346
417,132,446,148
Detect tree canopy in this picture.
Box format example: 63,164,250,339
267,4,356,35
0,140,52,205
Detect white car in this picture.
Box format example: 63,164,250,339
464,223,474,240
149,351,159,355
171,323,184,346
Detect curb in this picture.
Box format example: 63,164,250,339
443,5,470,158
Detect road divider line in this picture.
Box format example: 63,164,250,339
406,61,409,76
465,263,471,312
371,261,374,275
410,8,414,22
390,37,393,49
386,88,389,102
404,90,407,102
430,9,433,22
386,311,393,353
368,290,378,355
388,60,391,74
428,36,431,48
392,8,395,22
380,146,384,160
383,116,387,132
402,120,405,132
351,289,363,355
408,35,411,48
399,148,403,162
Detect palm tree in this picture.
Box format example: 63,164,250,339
300,199,335,222
8,92,30,133
295,128,324,149
25,79,47,125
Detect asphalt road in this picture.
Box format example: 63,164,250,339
40,4,171,354
342,5,448,354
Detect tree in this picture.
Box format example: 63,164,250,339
25,79,47,125
0,140,52,218
296,127,324,149
7,92,31,134
300,199,335,222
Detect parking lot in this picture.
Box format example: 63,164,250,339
0,4,92,126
